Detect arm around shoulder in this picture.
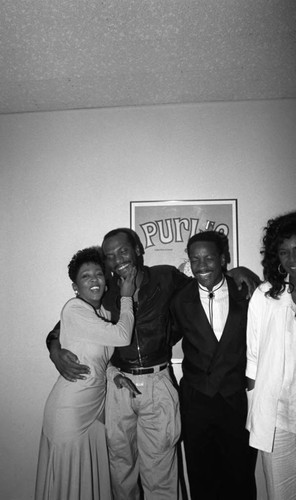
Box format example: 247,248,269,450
227,266,261,298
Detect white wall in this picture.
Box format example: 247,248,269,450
1,100,295,500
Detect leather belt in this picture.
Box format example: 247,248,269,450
119,363,168,376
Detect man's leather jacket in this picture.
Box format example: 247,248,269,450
104,265,189,369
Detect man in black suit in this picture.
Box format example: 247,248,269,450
170,231,257,500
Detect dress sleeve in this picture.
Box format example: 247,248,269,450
246,288,263,380
61,297,134,347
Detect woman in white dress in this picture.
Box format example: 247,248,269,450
35,246,136,500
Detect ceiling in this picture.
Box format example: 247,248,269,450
1,0,296,114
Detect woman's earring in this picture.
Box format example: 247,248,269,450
105,285,108,292
74,290,78,295
278,263,287,275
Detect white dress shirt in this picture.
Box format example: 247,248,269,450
199,277,229,341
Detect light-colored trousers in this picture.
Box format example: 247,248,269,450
105,367,181,500
262,427,296,500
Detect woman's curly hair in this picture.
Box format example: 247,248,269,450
261,211,296,298
68,246,105,283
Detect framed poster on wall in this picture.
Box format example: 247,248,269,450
130,199,239,362
130,199,238,272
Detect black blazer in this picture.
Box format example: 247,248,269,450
170,276,249,403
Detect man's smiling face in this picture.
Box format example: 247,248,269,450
189,240,225,291
103,232,140,278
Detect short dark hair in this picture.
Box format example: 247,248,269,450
68,246,105,283
261,210,296,298
102,228,145,266
187,231,230,271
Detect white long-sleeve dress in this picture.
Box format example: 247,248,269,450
246,282,296,452
35,296,134,500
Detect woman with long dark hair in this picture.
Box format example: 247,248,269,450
246,211,296,500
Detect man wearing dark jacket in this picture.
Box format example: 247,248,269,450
170,231,257,500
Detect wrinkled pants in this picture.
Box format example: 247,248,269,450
262,427,296,500
105,368,181,500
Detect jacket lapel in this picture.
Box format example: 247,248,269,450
216,277,247,350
